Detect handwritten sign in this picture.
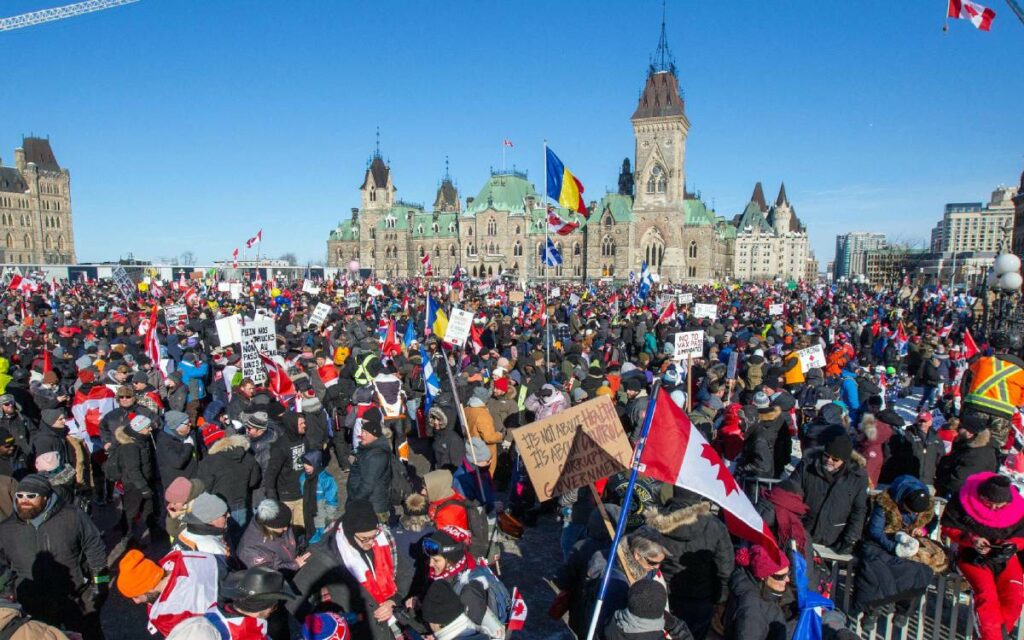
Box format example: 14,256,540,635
445,308,474,347
797,344,826,373
164,304,187,328
550,286,561,299
308,302,332,328
674,330,705,360
229,283,243,300
693,303,718,319
512,395,632,501
240,316,277,384
345,293,360,309
678,293,694,305
215,314,243,346
769,303,785,316
508,291,525,303
302,279,320,295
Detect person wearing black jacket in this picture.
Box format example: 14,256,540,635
99,387,155,451
347,409,393,520
264,411,307,534
198,431,262,542
30,409,72,466
935,420,999,499
887,411,945,487
429,407,465,473
788,435,869,555
916,356,942,412
0,427,26,478
112,417,159,544
226,378,256,420
154,410,197,489
0,395,34,461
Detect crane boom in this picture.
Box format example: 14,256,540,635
1006,0,1024,26
0,0,139,32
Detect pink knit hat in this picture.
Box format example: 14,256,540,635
35,451,60,473
736,544,790,580
165,476,192,504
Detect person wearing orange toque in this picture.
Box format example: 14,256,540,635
117,548,220,637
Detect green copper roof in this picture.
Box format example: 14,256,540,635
596,193,635,223
465,172,538,217
734,201,773,234
683,198,718,227
329,218,358,242
374,205,424,231
411,212,459,238
716,219,737,240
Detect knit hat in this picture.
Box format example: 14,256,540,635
902,488,932,514
423,530,464,564
255,499,292,529
34,451,60,473
301,612,351,640
824,434,853,464
189,492,228,525
42,370,58,386
130,414,153,433
738,544,790,580
0,394,14,406
245,411,269,431
0,427,13,447
301,394,323,413
164,410,189,431
341,499,378,534
627,580,667,620
201,423,226,447
960,411,987,435
467,437,491,464
16,474,52,497
623,377,645,392
132,371,148,384
360,408,383,437
752,392,770,410
116,549,165,598
165,476,193,504
493,377,509,394
423,469,455,502
421,580,465,626
302,450,323,469
978,474,1014,505
40,408,65,427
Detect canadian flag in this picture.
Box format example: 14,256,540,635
232,248,239,269
503,138,514,148
258,352,296,401
507,587,527,632
963,328,980,359
948,0,996,30
655,300,677,326
637,392,782,560
469,323,484,355
381,320,403,358
245,229,263,248
72,385,116,438
318,363,339,388
144,305,164,380
421,253,433,277
546,207,579,236
938,323,953,339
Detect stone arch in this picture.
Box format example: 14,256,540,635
641,227,665,269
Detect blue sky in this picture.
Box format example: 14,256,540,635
3,0,1023,266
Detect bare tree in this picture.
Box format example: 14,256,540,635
179,251,196,266
278,253,298,266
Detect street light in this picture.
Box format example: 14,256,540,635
985,252,1022,336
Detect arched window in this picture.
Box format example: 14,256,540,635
604,215,613,227
471,266,478,278
22,235,30,249
5,234,12,248
573,242,581,256
433,245,439,258
449,223,456,233
432,223,439,234
466,226,473,236
688,241,698,259
417,225,423,234
419,246,425,257
44,235,51,250
449,245,456,257
487,218,497,236
647,165,666,194
514,225,520,235
513,242,522,257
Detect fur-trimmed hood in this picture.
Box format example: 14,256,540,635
877,488,934,535
646,501,712,533
208,434,250,456
757,406,782,423
964,429,992,449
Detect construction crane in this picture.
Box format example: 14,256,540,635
0,0,139,32
1006,0,1024,25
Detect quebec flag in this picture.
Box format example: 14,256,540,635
638,261,653,299
541,237,563,267
420,347,441,415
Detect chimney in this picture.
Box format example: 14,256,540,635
14,148,25,171
466,197,475,206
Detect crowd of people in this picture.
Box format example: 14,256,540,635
0,272,1022,640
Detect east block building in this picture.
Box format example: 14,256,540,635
0,137,76,264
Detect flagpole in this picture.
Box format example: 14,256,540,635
584,381,662,640
543,139,551,375
440,351,488,501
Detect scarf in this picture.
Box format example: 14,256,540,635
765,488,809,553
610,608,664,634
961,472,1024,530
429,550,477,581
335,524,397,604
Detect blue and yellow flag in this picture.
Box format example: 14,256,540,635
546,147,588,217
426,295,448,339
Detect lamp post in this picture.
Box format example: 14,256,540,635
985,252,1022,336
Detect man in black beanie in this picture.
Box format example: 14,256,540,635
348,408,393,520
790,433,868,555
603,578,692,640
421,580,488,638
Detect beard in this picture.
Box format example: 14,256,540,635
16,502,45,520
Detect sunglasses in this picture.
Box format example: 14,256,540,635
422,538,458,557
769,572,791,581
15,492,39,500
822,453,843,463
642,556,664,568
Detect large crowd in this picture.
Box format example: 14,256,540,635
0,272,1022,640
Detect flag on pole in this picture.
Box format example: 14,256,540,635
403,321,417,348
964,328,980,359
638,261,653,299
546,147,588,217
143,305,163,380
507,587,527,632
655,300,676,326
894,321,909,356
72,385,116,438
541,238,563,267
546,207,579,236
232,248,239,269
637,392,781,560
259,352,296,401
245,229,263,248
426,295,448,339
948,0,996,30
503,138,514,148
381,320,402,358
791,548,834,640
421,347,441,416
421,253,433,277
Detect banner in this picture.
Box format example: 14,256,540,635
308,302,332,328
217,282,231,292
673,330,704,359
164,304,188,328
508,291,525,303
769,303,785,316
693,303,718,319
111,266,134,300
796,344,826,373
240,316,277,384
445,308,474,347
229,283,243,300
511,395,632,501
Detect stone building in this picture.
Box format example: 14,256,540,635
1011,169,1024,258
930,187,1016,254
731,182,810,282
0,137,76,264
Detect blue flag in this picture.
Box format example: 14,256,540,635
638,261,653,299
541,237,563,266
403,320,416,348
420,347,441,415
791,549,833,640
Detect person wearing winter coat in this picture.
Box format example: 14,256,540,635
463,389,501,476
485,377,519,434
347,409,393,520
0,600,70,640
30,409,73,467
299,450,338,544
641,488,734,640
604,579,694,640
155,410,197,490
0,395,34,461
0,427,26,478
724,545,797,640
736,400,774,499
940,473,1024,640
855,413,893,487
420,530,506,637
98,385,156,451
788,434,869,555
0,475,108,640
237,499,308,578
162,372,187,414
197,427,262,541
916,356,942,412
525,383,569,422
112,416,159,544
171,492,231,563
264,410,307,533
226,377,256,420
935,420,999,499
839,366,861,424
419,580,494,640
430,406,465,472
177,350,208,422
299,390,330,453
453,439,497,515
888,411,944,487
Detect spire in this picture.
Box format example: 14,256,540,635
374,126,381,158
443,155,451,182
651,0,676,75
750,182,768,212
775,182,789,207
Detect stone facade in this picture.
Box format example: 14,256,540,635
930,187,1016,254
732,183,810,282
1011,170,1024,258
0,137,75,264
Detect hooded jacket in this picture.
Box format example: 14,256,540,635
347,436,392,514
113,426,156,493
0,606,70,640
866,475,934,554
155,425,198,489
264,412,306,502
198,435,262,510
934,429,999,499
888,422,944,487
940,472,1024,568
790,448,869,550
0,409,34,458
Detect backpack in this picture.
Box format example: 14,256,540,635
389,456,413,506
438,496,491,560
454,565,512,624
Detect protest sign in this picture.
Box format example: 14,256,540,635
673,330,705,360
345,293,360,309
727,351,739,380
693,303,718,319
508,291,525,303
477,283,491,295
678,293,693,305
769,303,785,316
308,302,332,328
112,266,134,300
512,395,632,501
302,279,321,295
217,282,230,292
215,314,243,346
229,283,242,300
164,304,187,328
445,308,474,347
797,344,826,373
240,316,277,384
550,286,561,299
569,293,580,306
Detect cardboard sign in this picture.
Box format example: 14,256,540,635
240,316,277,384
112,266,134,300
215,314,243,346
673,330,705,360
511,395,632,501
727,351,739,380
217,282,231,292
508,291,525,303
345,293,360,309
229,283,243,300
678,293,694,305
445,308,474,347
769,303,785,316
308,302,332,328
164,304,188,328
693,303,718,319
797,344,826,373
302,279,321,295
569,293,581,306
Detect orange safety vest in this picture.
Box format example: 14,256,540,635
783,353,805,386
965,355,1024,418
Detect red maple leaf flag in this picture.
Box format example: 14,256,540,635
245,229,263,248
381,320,403,358
508,587,527,631
637,392,781,559
72,385,116,438
948,0,996,30
963,328,980,359
421,253,433,277
655,300,676,326
258,352,296,401
503,138,514,148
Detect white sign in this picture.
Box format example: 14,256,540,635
550,286,561,299
240,316,277,384
366,285,384,297
445,308,475,347
797,345,826,373
302,279,320,295
217,282,231,292
345,293,360,309
569,293,581,306
678,293,693,305
769,303,785,316
308,302,332,328
673,330,705,360
164,304,188,327
477,283,491,295
229,283,243,300
693,303,718,319
215,314,243,346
